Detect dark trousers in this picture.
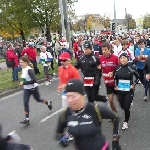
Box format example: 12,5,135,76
51,59,54,69
84,85,99,103
118,90,134,122
23,87,44,116
137,68,144,85
31,60,40,74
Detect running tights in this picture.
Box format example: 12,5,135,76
118,91,134,122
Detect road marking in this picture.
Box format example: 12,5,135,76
0,91,23,102
40,108,63,123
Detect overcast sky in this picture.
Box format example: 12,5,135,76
74,0,150,19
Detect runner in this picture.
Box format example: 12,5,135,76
118,40,135,65
114,53,139,129
56,79,121,150
75,41,104,103
57,52,81,109
143,57,150,101
135,39,150,100
19,56,52,125
100,42,119,113
40,46,53,85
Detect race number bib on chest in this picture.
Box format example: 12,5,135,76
84,77,94,86
118,80,130,91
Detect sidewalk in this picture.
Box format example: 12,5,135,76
0,56,40,70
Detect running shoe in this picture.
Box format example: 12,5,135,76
47,101,52,110
144,95,147,101
20,119,30,125
122,122,128,130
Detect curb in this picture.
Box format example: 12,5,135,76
0,78,47,99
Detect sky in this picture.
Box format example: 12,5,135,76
74,0,150,19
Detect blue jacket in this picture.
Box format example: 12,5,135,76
93,44,102,55
135,47,150,69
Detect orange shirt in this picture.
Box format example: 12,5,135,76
58,64,81,87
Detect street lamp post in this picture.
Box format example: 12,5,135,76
59,0,72,49
59,0,65,37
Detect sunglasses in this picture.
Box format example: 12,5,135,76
60,59,67,62
61,45,65,46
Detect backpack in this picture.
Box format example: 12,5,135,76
6,57,15,67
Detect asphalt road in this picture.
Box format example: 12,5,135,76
0,78,150,150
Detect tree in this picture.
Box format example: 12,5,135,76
143,13,150,29
0,0,78,44
32,0,78,41
125,14,136,30
0,0,36,46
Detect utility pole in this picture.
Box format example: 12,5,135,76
59,0,65,37
59,0,72,49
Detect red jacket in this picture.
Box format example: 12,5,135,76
100,54,119,86
73,42,78,53
21,47,36,61
58,64,81,88
6,49,19,67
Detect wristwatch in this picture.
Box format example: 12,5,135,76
113,134,118,138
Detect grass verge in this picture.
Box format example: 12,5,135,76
0,61,58,93
0,59,5,63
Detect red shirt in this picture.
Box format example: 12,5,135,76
73,42,78,53
100,54,119,86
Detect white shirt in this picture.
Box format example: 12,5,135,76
21,66,38,89
113,44,122,56
118,49,135,62
40,51,53,66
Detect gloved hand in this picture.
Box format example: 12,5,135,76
60,134,69,147
94,80,100,86
7,130,20,143
112,141,121,150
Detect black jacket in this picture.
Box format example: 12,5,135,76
56,103,119,150
46,46,54,56
75,53,100,83
145,39,150,48
114,64,139,93
143,57,150,74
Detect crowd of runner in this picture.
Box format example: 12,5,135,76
1,31,150,149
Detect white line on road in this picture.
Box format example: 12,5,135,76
0,91,23,102
40,108,63,123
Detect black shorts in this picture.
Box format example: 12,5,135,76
106,85,118,95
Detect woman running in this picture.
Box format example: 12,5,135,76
19,56,52,125
114,53,139,130
56,79,121,150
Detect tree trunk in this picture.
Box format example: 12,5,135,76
12,34,15,42
46,27,51,42
20,30,26,47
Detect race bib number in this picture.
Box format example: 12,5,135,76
41,58,45,62
84,77,94,87
22,78,26,82
118,80,130,91
94,51,99,56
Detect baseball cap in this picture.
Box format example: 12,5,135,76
59,52,70,60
